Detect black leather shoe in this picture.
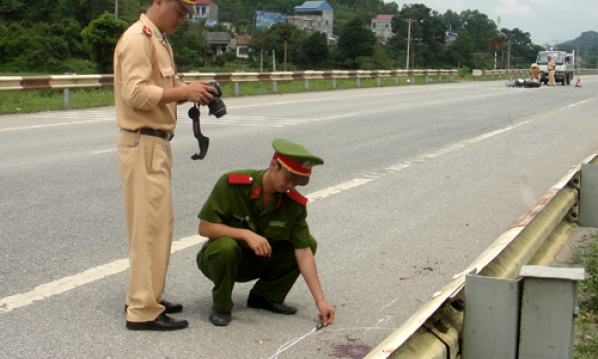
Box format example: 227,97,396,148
247,292,297,315
209,308,232,327
125,299,183,314
126,312,188,331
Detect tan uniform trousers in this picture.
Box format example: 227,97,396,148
117,129,174,322
549,70,556,86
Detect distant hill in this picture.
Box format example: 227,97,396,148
558,31,598,66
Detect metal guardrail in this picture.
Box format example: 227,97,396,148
0,69,457,92
473,68,598,80
0,70,458,109
364,150,598,359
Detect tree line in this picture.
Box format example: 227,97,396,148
0,0,596,74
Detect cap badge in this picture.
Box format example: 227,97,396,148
302,162,314,169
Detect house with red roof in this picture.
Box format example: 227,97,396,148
189,0,219,25
371,14,395,44
233,34,253,58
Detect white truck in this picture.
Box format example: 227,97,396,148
536,50,574,85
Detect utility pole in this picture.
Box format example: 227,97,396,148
403,18,418,70
115,0,118,18
283,20,289,71
507,41,512,70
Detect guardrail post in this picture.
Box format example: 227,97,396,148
357,78,361,88
273,81,278,94
395,77,399,85
333,78,337,89
235,82,240,96
64,72,74,109
411,76,415,84
439,75,442,83
377,77,381,87
305,79,310,91
426,75,429,84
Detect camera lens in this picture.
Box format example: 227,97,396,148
208,99,227,118
207,82,226,118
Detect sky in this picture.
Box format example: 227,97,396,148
389,0,598,46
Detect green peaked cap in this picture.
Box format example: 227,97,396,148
272,139,324,174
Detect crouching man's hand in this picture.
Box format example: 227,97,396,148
317,299,335,326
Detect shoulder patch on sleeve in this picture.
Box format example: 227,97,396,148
228,173,254,185
286,190,308,206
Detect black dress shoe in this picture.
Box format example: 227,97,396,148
209,308,232,327
247,292,297,315
126,312,188,331
125,299,183,314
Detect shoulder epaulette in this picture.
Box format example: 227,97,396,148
286,190,308,206
228,173,253,185
142,26,153,37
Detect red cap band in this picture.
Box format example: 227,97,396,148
274,152,311,176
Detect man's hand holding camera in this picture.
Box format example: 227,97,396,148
185,81,218,106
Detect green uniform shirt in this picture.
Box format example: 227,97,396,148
198,170,314,250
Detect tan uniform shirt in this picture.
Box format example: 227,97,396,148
113,14,186,134
548,60,556,71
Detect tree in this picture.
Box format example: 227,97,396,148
168,20,211,71
297,31,329,69
250,22,306,67
337,16,376,68
500,28,538,67
388,3,446,68
81,12,128,73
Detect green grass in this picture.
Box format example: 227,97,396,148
0,88,114,115
219,75,455,97
574,234,598,359
0,76,459,115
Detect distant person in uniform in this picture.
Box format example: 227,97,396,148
196,139,336,327
530,63,541,82
114,0,218,331
548,56,556,86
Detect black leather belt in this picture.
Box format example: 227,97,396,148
123,128,173,141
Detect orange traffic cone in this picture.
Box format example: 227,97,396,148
575,76,581,87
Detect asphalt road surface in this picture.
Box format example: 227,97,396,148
1,77,597,359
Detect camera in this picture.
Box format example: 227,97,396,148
207,82,227,118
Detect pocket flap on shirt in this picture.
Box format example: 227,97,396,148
160,67,175,78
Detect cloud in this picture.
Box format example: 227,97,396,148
493,0,534,15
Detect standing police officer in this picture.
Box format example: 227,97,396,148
196,139,336,327
548,55,556,86
114,0,218,331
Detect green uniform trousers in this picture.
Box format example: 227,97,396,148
197,237,317,313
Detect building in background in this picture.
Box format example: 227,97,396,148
371,14,394,44
189,0,219,25
286,1,334,42
231,35,253,58
205,32,231,56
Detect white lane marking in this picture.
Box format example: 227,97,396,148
307,178,375,203
0,118,113,132
0,235,206,314
1,96,595,314
91,149,116,154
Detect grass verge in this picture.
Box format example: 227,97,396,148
574,233,598,359
0,88,115,115
0,75,464,115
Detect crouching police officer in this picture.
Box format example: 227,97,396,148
196,139,335,327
